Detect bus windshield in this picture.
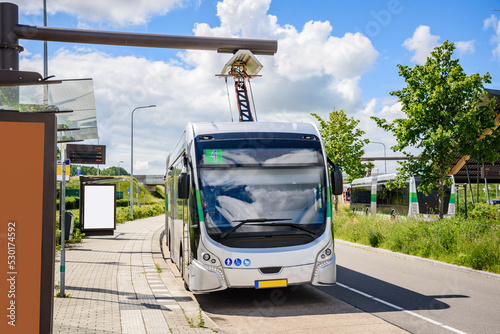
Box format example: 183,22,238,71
199,165,326,248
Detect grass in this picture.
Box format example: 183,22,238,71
333,203,500,274
56,176,166,248
186,307,206,328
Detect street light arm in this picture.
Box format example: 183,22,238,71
130,105,157,219
368,141,387,174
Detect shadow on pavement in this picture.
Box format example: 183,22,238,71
194,265,468,318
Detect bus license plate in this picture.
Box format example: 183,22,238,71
255,279,288,289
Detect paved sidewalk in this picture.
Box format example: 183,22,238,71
53,216,216,334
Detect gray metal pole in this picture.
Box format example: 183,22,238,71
130,105,156,219
369,141,387,174
118,160,123,192
483,161,490,204
13,24,278,55
60,147,66,298
465,160,474,204
43,0,47,78
0,3,20,70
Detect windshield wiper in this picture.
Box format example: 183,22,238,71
220,218,292,240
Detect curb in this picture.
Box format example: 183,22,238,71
152,227,218,332
336,239,500,281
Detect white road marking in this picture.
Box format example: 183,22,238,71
337,282,467,334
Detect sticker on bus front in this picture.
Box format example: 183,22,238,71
205,149,223,164
255,279,288,289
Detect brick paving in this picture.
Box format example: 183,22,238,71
53,216,215,334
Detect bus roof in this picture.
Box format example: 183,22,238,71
189,122,320,137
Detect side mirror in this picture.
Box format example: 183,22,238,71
331,165,343,196
178,172,190,200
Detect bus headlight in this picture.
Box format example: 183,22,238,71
316,242,334,263
199,243,222,267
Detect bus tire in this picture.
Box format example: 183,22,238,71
169,233,174,263
390,209,396,219
179,246,184,278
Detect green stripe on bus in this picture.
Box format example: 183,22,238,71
409,192,418,203
449,193,456,204
371,194,376,202
327,186,331,218
196,190,205,223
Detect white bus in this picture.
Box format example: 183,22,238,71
350,173,456,219
165,122,343,293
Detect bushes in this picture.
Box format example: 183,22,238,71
55,209,85,248
116,199,129,207
333,205,500,274
116,204,165,224
56,196,79,210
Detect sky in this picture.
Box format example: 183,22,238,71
9,0,500,175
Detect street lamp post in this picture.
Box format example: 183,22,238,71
130,105,156,219
118,160,124,192
369,141,387,174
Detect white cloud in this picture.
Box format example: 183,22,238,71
18,0,380,174
403,25,440,64
455,40,475,55
484,14,500,60
10,0,185,27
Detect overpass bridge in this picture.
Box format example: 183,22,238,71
135,175,165,191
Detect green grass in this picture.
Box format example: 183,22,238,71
56,176,166,248
333,203,500,274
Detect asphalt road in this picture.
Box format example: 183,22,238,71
319,241,500,334
193,241,500,334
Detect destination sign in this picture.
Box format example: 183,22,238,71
67,144,106,164
481,166,500,179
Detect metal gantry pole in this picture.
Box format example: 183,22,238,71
0,3,20,70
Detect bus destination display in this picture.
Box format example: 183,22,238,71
67,144,106,164
481,166,500,179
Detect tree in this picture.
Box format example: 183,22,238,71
371,41,500,219
100,166,129,176
312,109,374,183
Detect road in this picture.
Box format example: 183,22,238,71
321,241,500,334
192,241,500,334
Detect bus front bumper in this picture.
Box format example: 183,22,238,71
187,257,336,293
188,259,227,293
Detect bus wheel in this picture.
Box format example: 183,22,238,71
390,209,396,219
179,250,184,277
169,233,174,263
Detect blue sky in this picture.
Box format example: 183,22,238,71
10,0,500,175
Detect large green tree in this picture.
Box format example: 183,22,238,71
371,41,500,219
312,109,373,183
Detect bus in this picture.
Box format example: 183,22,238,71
350,173,455,219
165,122,343,293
